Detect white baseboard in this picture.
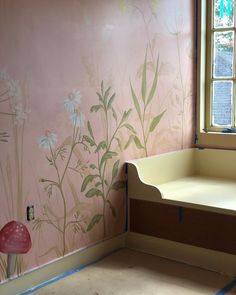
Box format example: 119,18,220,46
2,231,236,295
0,233,126,295
126,232,236,277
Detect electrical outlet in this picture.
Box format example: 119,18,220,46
27,205,34,221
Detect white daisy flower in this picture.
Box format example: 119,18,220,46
0,69,8,81
70,109,85,128
64,89,81,113
7,79,21,98
38,131,57,150
14,106,28,125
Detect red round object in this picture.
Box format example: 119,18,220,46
0,221,32,254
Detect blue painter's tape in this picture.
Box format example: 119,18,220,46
215,279,236,295
19,265,88,295
19,248,121,295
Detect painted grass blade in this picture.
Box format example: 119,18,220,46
107,200,116,217
112,160,120,181
87,214,103,231
107,93,115,109
130,81,142,120
100,151,117,169
141,50,147,102
146,55,159,107
85,188,103,198
81,175,98,192
87,121,95,140
149,110,166,133
134,136,144,149
104,86,111,107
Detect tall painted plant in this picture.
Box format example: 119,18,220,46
130,51,166,157
0,70,28,280
82,81,132,237
35,90,89,256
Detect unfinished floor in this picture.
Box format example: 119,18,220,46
26,249,236,295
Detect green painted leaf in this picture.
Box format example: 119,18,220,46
87,214,103,231
104,86,111,107
90,164,97,169
141,50,147,102
95,140,107,153
134,136,144,149
107,93,115,109
123,124,136,134
96,92,103,104
85,188,103,198
112,160,120,181
111,180,126,190
115,137,122,151
90,104,102,112
124,135,134,150
121,109,132,124
87,121,94,140
81,175,98,192
0,131,9,142
149,110,166,133
146,55,159,107
95,182,102,187
112,107,117,122
100,151,118,169
107,200,116,217
83,135,95,147
130,82,141,120
101,81,104,94
46,155,53,165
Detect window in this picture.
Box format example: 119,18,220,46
197,0,236,148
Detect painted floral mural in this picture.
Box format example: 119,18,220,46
0,0,194,283
82,81,132,237
35,89,89,257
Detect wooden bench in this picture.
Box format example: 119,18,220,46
126,148,236,275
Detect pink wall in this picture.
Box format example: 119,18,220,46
0,0,194,282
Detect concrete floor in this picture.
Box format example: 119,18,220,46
31,249,236,295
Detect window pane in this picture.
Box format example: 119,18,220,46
212,81,232,126
213,31,234,77
214,0,234,28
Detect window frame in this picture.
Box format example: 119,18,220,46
196,0,236,149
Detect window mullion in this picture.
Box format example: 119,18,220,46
205,0,213,130
233,6,236,127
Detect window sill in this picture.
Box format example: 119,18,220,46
196,130,236,150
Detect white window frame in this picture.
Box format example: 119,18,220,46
197,0,236,149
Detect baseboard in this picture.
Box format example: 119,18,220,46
126,232,236,277
2,231,236,295
0,233,127,295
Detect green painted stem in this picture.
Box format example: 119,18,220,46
100,118,122,237
49,145,67,256
0,111,15,116
102,202,106,238
0,97,10,103
57,127,81,255
141,105,148,157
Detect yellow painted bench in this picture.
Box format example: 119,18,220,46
127,148,236,216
